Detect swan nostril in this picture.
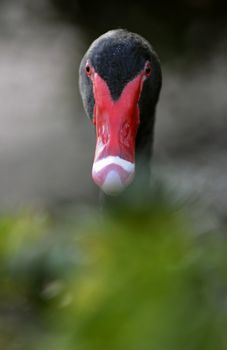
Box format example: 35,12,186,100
98,125,109,144
122,122,130,137
120,122,131,147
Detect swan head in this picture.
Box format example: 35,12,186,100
79,29,162,195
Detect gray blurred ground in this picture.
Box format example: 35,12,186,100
0,1,227,221
0,1,96,209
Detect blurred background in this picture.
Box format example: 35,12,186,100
1,0,227,219
1,1,227,349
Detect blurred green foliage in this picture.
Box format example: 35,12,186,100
0,201,227,350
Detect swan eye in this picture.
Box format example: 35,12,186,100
144,62,152,77
85,62,92,76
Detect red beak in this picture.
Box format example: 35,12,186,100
91,71,145,195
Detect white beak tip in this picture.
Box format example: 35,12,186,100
101,170,124,195
92,156,135,195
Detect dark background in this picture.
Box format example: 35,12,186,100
1,0,227,220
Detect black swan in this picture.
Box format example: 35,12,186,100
79,29,162,195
